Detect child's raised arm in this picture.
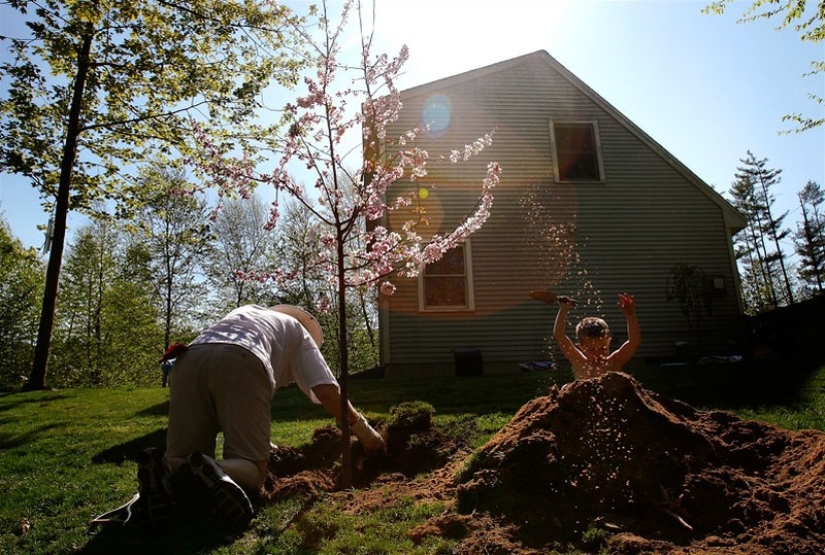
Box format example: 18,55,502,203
610,293,641,368
553,296,585,366
530,290,585,369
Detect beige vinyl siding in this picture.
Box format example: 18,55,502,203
379,52,744,377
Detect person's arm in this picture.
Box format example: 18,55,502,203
608,293,641,368
311,383,385,452
311,383,358,423
554,298,586,367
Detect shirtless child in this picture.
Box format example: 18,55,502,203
530,291,641,380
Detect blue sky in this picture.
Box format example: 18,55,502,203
1,0,823,255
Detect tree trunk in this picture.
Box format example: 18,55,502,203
337,223,352,489
26,29,94,391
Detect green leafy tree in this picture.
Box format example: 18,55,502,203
130,164,212,350
51,217,114,386
98,280,164,387
54,219,121,386
704,0,824,133
794,180,825,295
0,0,305,389
50,217,162,387
0,216,43,390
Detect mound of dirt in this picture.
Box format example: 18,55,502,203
451,372,825,554
261,373,825,554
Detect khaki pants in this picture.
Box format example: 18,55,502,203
166,343,272,462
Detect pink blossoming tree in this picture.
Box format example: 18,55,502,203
191,0,501,486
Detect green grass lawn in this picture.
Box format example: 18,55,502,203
1,362,823,555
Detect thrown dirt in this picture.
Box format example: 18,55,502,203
261,373,825,554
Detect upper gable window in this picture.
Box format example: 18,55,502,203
419,241,474,312
550,122,604,182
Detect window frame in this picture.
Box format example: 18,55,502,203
418,240,475,312
549,120,605,182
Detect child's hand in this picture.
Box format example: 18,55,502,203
618,293,636,316
530,290,577,306
557,295,578,307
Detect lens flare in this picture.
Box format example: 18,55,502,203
422,94,452,137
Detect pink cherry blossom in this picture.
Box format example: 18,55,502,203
187,0,500,389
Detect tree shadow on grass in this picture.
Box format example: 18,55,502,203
91,428,167,465
0,423,63,450
0,391,71,411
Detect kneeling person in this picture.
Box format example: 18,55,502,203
153,305,383,527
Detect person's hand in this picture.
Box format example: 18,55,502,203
618,293,636,316
351,414,385,453
529,290,578,306
557,295,578,307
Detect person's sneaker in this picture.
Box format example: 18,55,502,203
187,452,254,527
89,493,142,528
136,447,177,528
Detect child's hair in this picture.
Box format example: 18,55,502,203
576,317,610,341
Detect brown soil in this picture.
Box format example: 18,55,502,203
261,372,825,554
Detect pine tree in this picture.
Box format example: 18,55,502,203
733,151,795,308
728,174,777,311
794,181,825,296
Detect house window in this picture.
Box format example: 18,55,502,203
420,242,474,311
550,121,604,181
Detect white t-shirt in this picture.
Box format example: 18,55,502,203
190,305,337,402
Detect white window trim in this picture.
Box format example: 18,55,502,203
549,120,606,183
418,240,475,312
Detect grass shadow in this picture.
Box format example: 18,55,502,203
0,422,63,450
0,390,71,412
92,428,167,465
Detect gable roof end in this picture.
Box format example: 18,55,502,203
401,50,747,233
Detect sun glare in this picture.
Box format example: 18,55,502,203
370,0,572,87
